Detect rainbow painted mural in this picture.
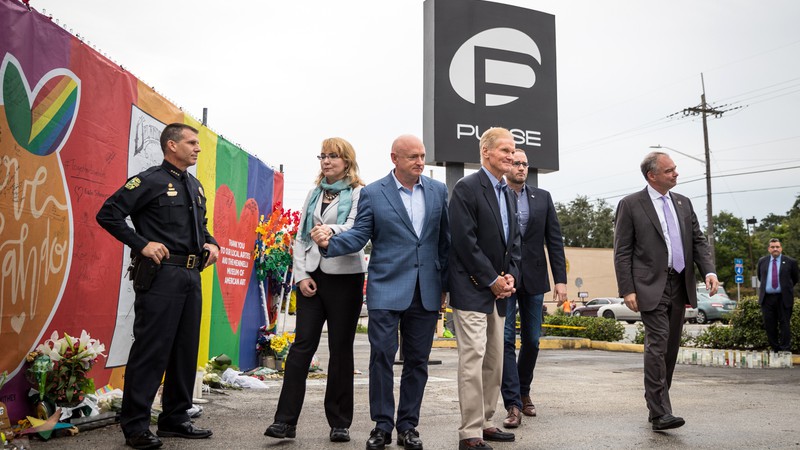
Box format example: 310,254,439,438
0,0,284,421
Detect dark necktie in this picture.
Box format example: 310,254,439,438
182,174,201,251
772,258,779,289
496,183,509,243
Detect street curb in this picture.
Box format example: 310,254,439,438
432,338,800,365
432,338,640,352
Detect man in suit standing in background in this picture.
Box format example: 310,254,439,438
449,127,520,450
757,238,798,352
313,134,450,450
500,149,567,429
613,151,718,431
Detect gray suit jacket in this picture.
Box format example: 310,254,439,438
613,187,715,310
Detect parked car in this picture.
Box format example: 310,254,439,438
696,283,729,299
572,297,622,317
695,285,735,324
597,301,698,324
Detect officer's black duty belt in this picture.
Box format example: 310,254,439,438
162,254,201,269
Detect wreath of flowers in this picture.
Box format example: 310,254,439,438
253,202,300,296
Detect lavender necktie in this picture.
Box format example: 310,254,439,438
661,196,685,273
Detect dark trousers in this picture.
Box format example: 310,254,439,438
368,283,438,433
273,270,364,428
501,290,544,409
640,272,687,419
121,265,202,436
761,293,793,351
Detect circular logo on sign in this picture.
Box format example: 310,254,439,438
449,27,541,106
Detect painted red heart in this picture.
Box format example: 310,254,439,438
213,185,259,334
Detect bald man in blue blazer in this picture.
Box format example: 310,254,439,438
314,135,450,450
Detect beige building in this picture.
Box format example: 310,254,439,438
546,247,618,311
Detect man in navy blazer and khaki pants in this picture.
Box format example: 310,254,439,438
314,135,450,450
614,151,718,431
449,128,520,450
757,238,798,352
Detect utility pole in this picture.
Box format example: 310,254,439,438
682,74,725,262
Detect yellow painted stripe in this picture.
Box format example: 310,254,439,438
542,324,586,330
30,78,76,140
190,117,219,366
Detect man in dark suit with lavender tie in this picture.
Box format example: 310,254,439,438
613,151,718,431
757,238,799,352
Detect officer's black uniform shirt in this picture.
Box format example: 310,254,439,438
97,160,217,255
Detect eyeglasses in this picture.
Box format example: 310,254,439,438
512,161,529,168
317,153,341,161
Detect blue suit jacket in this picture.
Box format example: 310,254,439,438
324,172,450,312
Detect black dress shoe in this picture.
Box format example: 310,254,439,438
156,421,212,439
397,428,423,450
330,427,351,442
482,427,515,442
459,438,493,450
264,422,297,439
125,429,163,449
651,414,685,431
366,427,392,450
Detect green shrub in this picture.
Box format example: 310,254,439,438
543,315,624,342
633,322,694,346
694,324,735,349
694,297,799,353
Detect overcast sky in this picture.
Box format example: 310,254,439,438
29,0,800,230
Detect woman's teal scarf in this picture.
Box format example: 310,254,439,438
300,178,352,243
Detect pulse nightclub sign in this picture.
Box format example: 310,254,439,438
423,0,558,171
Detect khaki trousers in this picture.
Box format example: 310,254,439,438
453,303,505,440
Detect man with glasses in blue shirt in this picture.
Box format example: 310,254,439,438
499,149,567,429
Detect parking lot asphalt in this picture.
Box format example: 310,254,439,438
24,320,800,450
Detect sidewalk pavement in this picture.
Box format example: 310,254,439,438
26,317,800,450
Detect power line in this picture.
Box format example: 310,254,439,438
598,164,800,201
689,184,800,199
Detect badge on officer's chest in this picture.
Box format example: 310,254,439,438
197,186,204,205
167,183,178,197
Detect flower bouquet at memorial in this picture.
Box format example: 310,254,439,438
256,326,295,370
26,330,106,418
254,202,301,296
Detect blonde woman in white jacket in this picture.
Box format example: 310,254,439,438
265,137,367,444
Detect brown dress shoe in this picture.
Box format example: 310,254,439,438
521,395,537,417
459,438,493,449
482,427,515,442
502,406,521,428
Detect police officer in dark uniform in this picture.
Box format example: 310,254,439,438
97,123,220,449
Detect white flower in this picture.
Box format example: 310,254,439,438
36,330,64,362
